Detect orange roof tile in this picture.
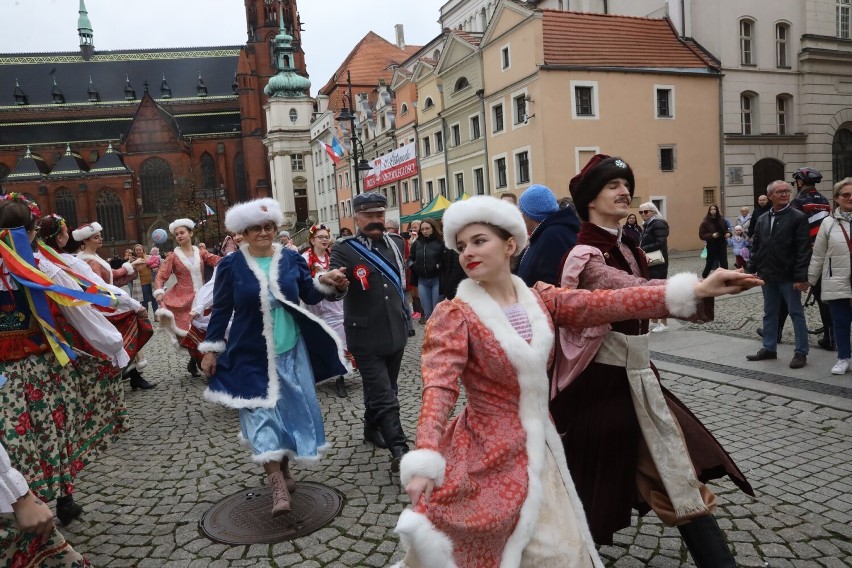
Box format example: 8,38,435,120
541,11,717,70
319,32,421,111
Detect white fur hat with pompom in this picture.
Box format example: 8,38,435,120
441,196,528,256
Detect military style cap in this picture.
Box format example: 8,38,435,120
353,191,387,213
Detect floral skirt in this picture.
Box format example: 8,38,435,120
0,513,91,568
0,353,126,502
239,338,327,464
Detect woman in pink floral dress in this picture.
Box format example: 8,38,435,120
154,219,221,347
394,196,761,568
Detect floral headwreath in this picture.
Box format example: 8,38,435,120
309,224,330,237
41,213,66,238
1,192,42,221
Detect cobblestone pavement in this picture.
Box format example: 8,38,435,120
59,256,852,567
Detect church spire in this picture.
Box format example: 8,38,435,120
264,1,310,98
78,0,94,61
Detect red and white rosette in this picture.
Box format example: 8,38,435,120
354,264,370,290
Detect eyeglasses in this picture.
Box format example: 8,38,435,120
314,235,331,240
246,223,277,234
639,210,652,214
773,190,792,195
839,192,852,199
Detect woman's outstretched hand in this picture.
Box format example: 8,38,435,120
405,475,435,506
694,269,763,298
201,352,217,376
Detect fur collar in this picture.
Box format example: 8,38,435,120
577,221,647,277
173,245,203,291
76,251,114,284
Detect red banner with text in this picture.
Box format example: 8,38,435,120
363,143,418,191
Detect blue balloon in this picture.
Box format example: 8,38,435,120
151,228,168,245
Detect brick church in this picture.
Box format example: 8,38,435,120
0,0,308,251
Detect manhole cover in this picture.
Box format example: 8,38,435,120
200,481,345,545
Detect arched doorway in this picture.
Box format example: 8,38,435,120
833,127,852,184
293,176,308,224
753,158,785,204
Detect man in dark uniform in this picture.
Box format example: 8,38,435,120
329,192,411,471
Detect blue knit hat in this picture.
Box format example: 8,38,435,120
518,184,559,222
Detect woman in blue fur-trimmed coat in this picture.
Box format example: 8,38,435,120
199,198,350,518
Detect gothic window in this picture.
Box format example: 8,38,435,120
200,152,216,190
54,187,78,228
833,128,852,183
234,152,247,202
140,157,173,214
96,190,125,242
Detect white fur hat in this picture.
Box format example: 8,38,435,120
72,222,103,242
225,198,284,234
168,218,196,235
442,196,528,256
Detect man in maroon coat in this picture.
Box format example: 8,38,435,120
550,154,753,568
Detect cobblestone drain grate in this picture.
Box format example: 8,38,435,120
651,351,852,399
199,481,345,545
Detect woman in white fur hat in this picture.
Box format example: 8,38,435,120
74,222,145,288
153,218,221,375
394,196,761,568
199,198,349,517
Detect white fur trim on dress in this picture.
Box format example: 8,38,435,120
313,272,338,296
442,195,528,256
153,288,165,298
71,222,102,242
202,243,351,410
169,218,195,235
225,198,284,234
198,340,226,354
399,449,447,488
454,276,602,567
121,261,135,275
394,509,458,568
155,308,187,345
665,272,699,319
173,246,204,292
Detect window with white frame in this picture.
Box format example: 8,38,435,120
659,146,676,172
501,45,510,70
291,154,304,171
570,81,598,119
424,97,435,110
494,157,507,189
740,19,755,65
777,95,792,134
390,185,398,207
515,150,530,184
413,178,420,201
839,0,851,38
345,172,350,187
514,94,527,124
474,167,485,195
492,102,505,133
470,114,481,140
776,23,790,67
426,180,434,201
438,177,447,197
402,180,409,203
655,86,674,118
455,172,464,197
741,93,756,135
422,136,431,156
451,123,461,146
401,102,409,115
435,131,444,152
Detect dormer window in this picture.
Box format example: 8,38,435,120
454,77,470,92
400,102,409,115
424,97,434,110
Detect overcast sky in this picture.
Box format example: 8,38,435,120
0,0,445,94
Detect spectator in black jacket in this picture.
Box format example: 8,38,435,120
639,201,671,332
409,218,445,323
516,184,580,286
747,194,770,239
438,247,466,300
746,180,812,369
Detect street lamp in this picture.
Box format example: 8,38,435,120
335,70,373,197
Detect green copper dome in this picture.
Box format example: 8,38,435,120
265,71,311,98
77,0,93,33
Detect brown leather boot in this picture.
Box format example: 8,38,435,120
281,457,297,493
267,471,291,517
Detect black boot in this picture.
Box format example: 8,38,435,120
187,358,200,377
378,412,409,472
335,376,349,398
56,495,83,526
363,422,388,449
677,515,736,568
128,369,155,390
390,445,408,474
